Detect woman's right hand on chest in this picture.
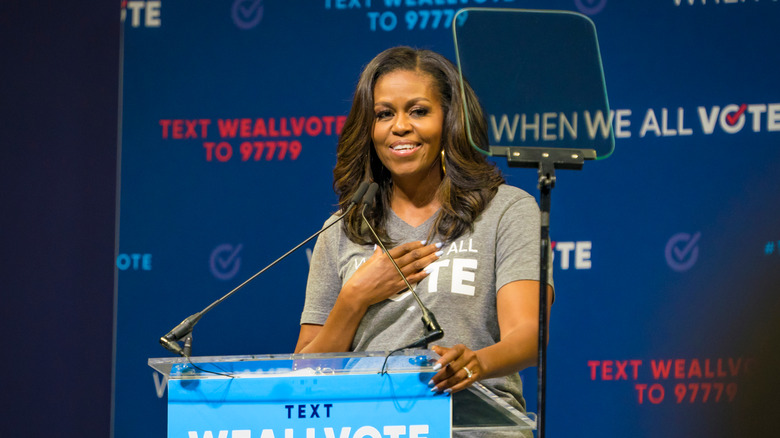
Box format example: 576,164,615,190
341,240,443,309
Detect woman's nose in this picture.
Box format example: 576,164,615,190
392,114,411,135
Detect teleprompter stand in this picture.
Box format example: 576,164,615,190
453,7,615,437
494,146,596,438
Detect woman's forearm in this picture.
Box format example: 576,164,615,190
296,286,368,353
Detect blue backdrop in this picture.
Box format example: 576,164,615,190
115,1,780,437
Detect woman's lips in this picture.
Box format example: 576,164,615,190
389,142,421,156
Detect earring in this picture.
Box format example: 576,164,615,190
441,149,446,176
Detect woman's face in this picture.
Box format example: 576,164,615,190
371,69,444,184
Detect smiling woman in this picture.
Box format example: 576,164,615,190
372,69,445,225
294,46,553,438
331,46,505,246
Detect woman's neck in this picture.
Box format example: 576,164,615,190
389,168,442,227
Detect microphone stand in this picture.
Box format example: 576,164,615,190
490,146,595,438
359,183,444,352
159,182,370,356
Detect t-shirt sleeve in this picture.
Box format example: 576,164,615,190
494,192,553,292
299,217,343,325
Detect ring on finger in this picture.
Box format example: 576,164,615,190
463,366,473,379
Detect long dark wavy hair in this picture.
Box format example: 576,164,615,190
334,46,504,245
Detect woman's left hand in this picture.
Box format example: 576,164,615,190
428,344,483,394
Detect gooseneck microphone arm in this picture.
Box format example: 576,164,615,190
159,182,370,357
359,183,444,350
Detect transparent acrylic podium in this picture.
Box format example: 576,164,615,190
149,350,535,437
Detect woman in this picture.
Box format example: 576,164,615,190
296,46,552,419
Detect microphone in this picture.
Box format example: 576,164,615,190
159,181,371,356
160,313,202,356
359,182,444,350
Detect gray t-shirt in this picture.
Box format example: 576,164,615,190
301,184,550,425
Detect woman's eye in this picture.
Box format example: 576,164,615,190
375,110,393,120
411,108,429,117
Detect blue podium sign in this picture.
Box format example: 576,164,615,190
154,352,453,438
169,372,448,438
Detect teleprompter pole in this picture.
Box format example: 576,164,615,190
493,146,595,438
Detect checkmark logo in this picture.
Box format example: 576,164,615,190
210,243,243,280
665,232,700,272
232,0,264,30
725,104,747,126
575,0,608,15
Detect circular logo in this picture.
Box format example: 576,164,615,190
210,243,243,280
574,0,608,16
665,232,700,272
232,0,264,30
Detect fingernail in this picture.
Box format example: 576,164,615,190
424,265,434,274
373,244,377,251
444,388,452,394
430,386,439,393
432,363,442,371
427,379,434,387
435,242,443,249
420,240,427,245
435,250,444,257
